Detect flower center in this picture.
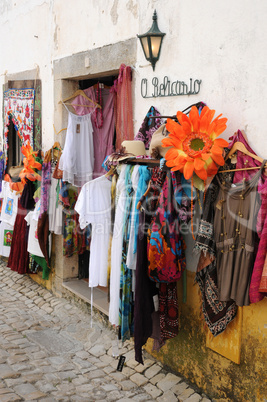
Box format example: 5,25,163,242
183,132,212,157
190,138,205,151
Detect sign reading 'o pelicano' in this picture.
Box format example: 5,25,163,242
141,76,202,98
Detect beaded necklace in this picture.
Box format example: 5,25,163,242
94,83,104,129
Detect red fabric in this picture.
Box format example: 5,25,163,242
114,64,134,149
7,200,29,274
249,176,267,303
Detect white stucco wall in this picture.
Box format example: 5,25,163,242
0,0,267,157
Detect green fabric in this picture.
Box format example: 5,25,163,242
32,254,50,280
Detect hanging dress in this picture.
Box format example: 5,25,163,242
71,86,115,178
214,160,266,306
59,110,94,187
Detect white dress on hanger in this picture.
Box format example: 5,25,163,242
59,110,94,187
75,175,112,287
109,165,127,327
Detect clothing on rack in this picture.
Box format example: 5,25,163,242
249,174,267,302
214,161,265,306
135,106,163,149
109,165,127,326
59,110,94,187
71,85,115,179
114,64,134,150
75,174,112,288
7,200,29,275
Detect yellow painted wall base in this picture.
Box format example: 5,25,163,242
144,271,267,402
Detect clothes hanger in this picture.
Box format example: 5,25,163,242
53,124,67,135
58,89,101,109
220,141,267,173
224,141,263,163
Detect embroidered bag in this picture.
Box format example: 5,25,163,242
147,173,186,283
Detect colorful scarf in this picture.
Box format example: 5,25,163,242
135,106,163,149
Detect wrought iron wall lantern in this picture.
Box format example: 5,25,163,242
137,10,165,71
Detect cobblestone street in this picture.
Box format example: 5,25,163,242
0,262,211,401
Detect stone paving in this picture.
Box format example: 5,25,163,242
0,261,212,401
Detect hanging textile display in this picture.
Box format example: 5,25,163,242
71,84,116,178
3,88,35,157
249,175,267,302
135,106,163,150
114,64,134,150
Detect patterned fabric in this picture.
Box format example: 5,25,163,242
40,162,51,215
195,262,238,336
60,182,90,257
147,173,186,283
193,156,238,335
249,175,267,302
135,106,163,149
3,88,35,159
171,171,192,225
159,282,180,345
29,254,38,274
119,165,134,341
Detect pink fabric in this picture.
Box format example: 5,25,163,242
114,64,134,150
249,175,267,303
71,87,115,178
228,130,262,183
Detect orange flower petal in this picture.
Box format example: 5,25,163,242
166,119,187,141
206,160,219,175
211,153,225,166
211,145,224,155
183,161,195,180
189,106,200,132
214,138,229,148
195,167,208,180
194,158,205,171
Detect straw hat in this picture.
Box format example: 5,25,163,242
149,124,172,158
108,140,147,163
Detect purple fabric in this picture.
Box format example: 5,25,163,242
72,86,115,178
40,162,51,216
228,130,262,183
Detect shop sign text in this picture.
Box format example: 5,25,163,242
141,76,202,98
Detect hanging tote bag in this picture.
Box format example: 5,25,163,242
147,173,186,283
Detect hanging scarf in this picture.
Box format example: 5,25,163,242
133,166,151,254
249,175,267,302
134,106,163,149
114,64,134,149
119,165,134,341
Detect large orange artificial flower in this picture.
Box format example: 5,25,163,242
19,141,42,184
162,106,229,181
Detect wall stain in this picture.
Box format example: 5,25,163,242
126,0,138,18
110,0,119,25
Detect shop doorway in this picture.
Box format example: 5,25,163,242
62,73,119,316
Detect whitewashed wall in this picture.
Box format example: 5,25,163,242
0,0,267,156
